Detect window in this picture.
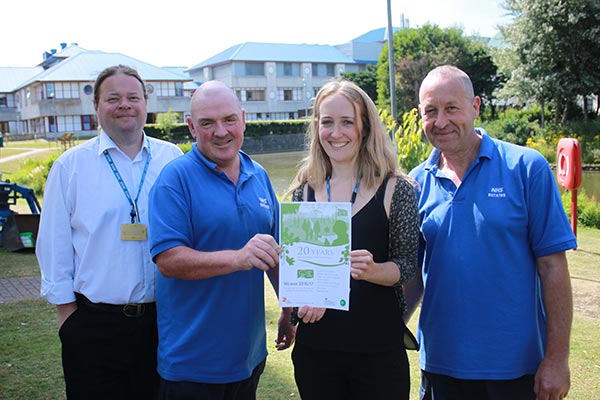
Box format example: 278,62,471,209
327,64,335,76
81,115,97,131
278,88,301,101
158,82,169,96
48,116,57,133
45,83,55,99
236,89,265,102
53,82,79,99
312,63,335,77
0,94,15,108
276,63,300,77
57,116,81,132
153,82,185,97
244,62,264,76
175,82,183,97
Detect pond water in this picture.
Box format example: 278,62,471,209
254,151,600,201
571,170,600,200
252,151,306,197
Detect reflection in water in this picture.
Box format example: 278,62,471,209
556,170,600,200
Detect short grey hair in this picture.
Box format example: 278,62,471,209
419,65,474,100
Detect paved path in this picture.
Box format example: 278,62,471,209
0,148,55,165
0,276,41,303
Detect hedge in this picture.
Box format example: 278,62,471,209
145,120,309,142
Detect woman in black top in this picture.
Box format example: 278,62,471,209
284,80,420,400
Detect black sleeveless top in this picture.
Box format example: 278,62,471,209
296,178,404,352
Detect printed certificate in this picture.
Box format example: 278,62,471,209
279,202,351,311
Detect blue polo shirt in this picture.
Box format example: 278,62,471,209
409,130,576,379
149,145,279,383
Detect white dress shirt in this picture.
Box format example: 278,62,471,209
36,131,183,305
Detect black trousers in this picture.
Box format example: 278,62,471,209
59,298,159,400
420,370,536,400
159,358,266,400
292,343,410,400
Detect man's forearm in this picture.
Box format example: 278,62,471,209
538,252,573,361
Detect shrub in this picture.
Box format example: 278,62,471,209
588,148,600,165
562,188,600,230
244,120,307,138
147,120,308,143
178,142,193,153
10,154,60,197
482,111,600,165
581,204,600,229
481,109,538,145
380,108,432,173
155,108,180,140
525,135,556,163
146,123,190,143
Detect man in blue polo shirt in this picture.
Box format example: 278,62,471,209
148,80,295,400
406,65,576,400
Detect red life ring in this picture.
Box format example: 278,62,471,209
556,138,582,190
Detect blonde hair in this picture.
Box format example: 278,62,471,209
284,80,399,199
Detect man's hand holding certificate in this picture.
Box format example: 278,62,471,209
279,202,351,311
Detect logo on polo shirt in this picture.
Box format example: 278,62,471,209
488,187,506,198
258,197,270,209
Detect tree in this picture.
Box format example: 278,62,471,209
462,40,505,119
341,64,378,103
377,24,499,117
500,0,600,124
156,108,179,140
380,108,432,172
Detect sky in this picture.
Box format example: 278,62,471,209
1,0,512,69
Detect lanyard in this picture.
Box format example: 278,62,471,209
103,138,152,223
326,175,361,204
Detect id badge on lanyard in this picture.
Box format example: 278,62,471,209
103,138,151,241
121,223,147,241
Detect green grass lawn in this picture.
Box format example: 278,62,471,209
0,139,86,151
0,139,80,176
1,286,598,399
0,148,28,158
1,148,598,399
1,227,599,399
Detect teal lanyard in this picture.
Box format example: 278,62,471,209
103,138,151,223
326,176,361,204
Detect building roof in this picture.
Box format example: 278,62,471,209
0,67,44,92
162,66,202,90
50,43,87,59
351,27,402,43
16,51,191,90
38,43,89,68
189,42,356,70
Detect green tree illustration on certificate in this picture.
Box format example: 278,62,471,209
279,202,351,311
